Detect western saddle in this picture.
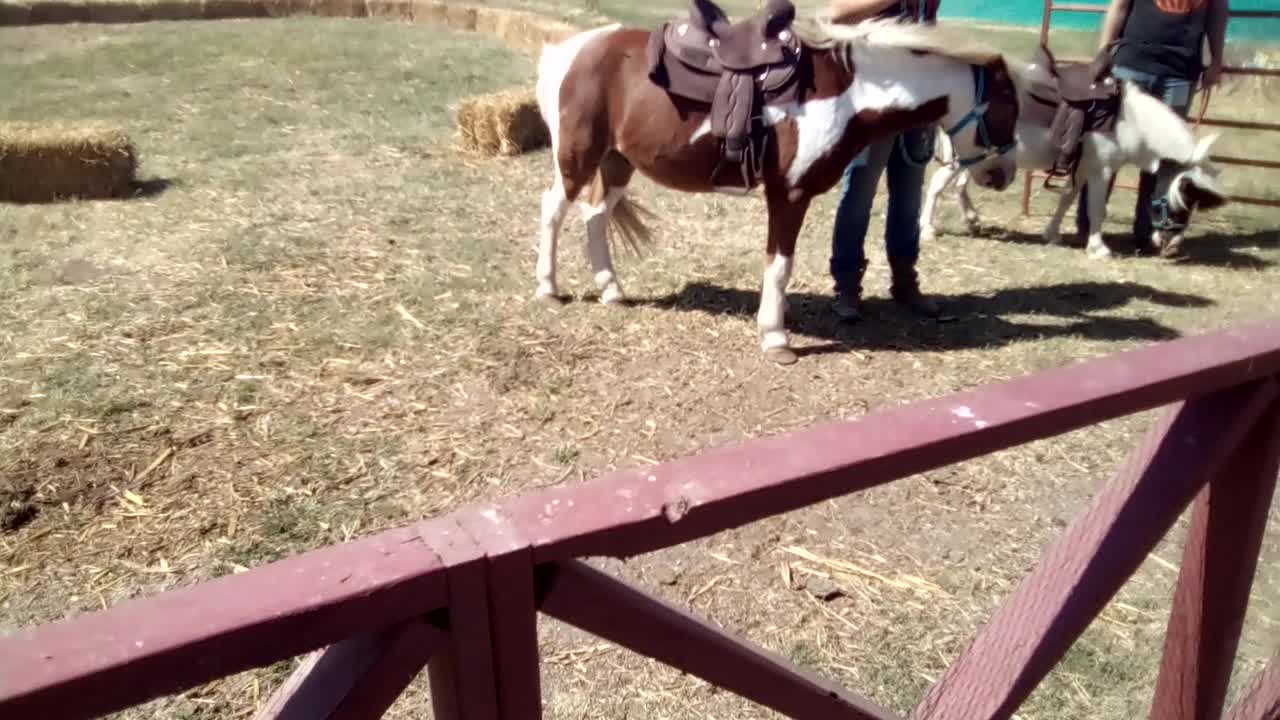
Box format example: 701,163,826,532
646,0,809,194
1025,44,1122,188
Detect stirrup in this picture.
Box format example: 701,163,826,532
1041,169,1074,193
709,146,755,195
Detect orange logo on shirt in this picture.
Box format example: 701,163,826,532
1154,0,1206,13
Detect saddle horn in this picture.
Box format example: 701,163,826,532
1088,42,1117,80
762,0,796,38
689,0,731,35
1035,42,1061,77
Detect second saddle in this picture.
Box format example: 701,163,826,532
1025,44,1123,187
646,0,810,193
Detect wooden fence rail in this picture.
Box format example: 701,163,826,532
3,316,1280,719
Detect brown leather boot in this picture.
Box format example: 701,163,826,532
889,258,941,318
830,260,867,321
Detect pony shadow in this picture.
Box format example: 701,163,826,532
1171,228,1278,269
633,280,1213,356
1,177,176,205
956,223,1275,269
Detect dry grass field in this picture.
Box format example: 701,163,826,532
0,4,1277,719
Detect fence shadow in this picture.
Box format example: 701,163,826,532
630,280,1213,356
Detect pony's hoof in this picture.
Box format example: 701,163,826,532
764,346,799,365
1087,244,1113,260
601,287,626,306
1045,230,1063,246
1159,234,1185,258
535,290,565,305
920,226,937,242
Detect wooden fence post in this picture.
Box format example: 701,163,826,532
910,380,1278,720
423,510,544,720
1149,401,1280,720
485,549,543,719
541,559,901,720
254,617,444,720
422,521,501,720
1224,656,1280,720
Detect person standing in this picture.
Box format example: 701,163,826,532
1075,0,1227,249
828,0,943,321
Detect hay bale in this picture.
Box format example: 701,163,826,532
410,0,444,24
442,3,474,30
201,0,267,19
27,0,89,23
364,0,412,20
145,0,209,19
307,0,365,17
86,0,150,23
453,88,550,156
0,123,139,203
472,5,510,36
0,2,34,25
260,0,308,16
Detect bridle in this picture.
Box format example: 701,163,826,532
944,64,1018,168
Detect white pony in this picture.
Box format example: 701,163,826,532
921,46,1229,259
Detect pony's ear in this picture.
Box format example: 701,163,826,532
1190,132,1221,163
1179,171,1230,212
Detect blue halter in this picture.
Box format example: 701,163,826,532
945,65,1017,168
1150,196,1187,233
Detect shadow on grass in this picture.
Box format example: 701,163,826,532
960,223,1277,270
0,177,176,205
626,280,1213,357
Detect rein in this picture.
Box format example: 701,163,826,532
944,64,1016,168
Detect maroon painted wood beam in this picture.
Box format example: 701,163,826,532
0,525,449,720
485,550,542,719
423,509,544,720
1149,401,1280,720
454,506,545,720
1225,657,1280,720
496,318,1280,564
5,319,1280,719
540,559,902,720
254,616,444,720
910,380,1278,720
422,519,502,720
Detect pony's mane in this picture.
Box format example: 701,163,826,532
795,16,1018,72
1119,80,1212,165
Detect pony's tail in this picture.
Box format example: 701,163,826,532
609,195,657,257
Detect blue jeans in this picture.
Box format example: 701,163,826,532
1075,64,1197,245
830,126,935,294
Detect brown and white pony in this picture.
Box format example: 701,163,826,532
533,16,1026,364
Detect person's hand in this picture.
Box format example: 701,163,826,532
1202,61,1223,87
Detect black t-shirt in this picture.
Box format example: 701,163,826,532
875,0,939,23
1111,0,1209,80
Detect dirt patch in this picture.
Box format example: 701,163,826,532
0,479,37,532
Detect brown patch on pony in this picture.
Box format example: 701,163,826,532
976,57,1020,153
1179,174,1229,212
